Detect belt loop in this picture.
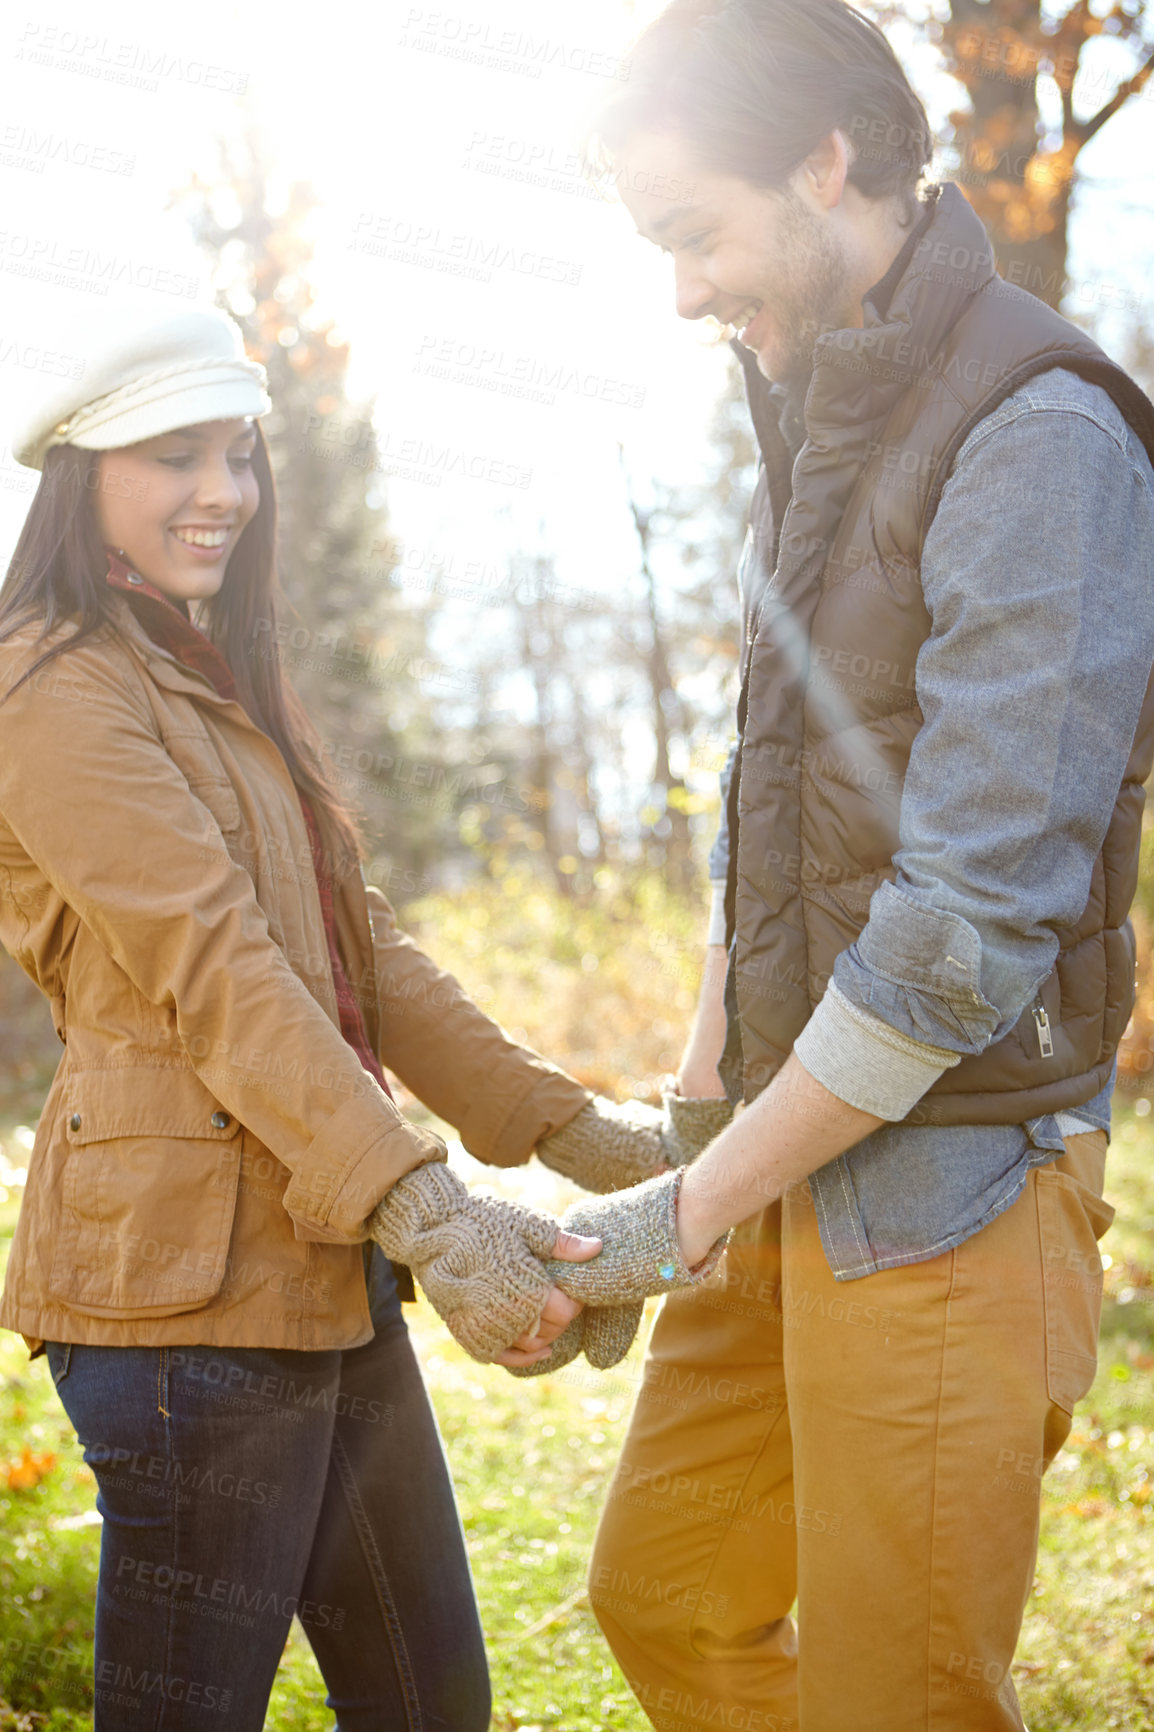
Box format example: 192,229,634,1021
157,1347,171,1419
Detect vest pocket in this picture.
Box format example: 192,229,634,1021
48,1070,243,1318
1038,1166,1115,1415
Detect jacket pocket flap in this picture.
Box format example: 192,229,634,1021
63,1067,241,1145
49,1069,243,1319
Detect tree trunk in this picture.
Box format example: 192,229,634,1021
624,488,695,891
944,0,1072,306
942,0,1154,308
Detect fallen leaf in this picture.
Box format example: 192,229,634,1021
1060,1497,1112,1519
4,1447,58,1491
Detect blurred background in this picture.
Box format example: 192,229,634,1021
0,0,1153,1114
2,7,1154,1729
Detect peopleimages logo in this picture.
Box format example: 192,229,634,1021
0,230,199,298
413,335,646,410
397,9,631,82
0,124,135,177
93,1662,231,1712
86,1441,282,1507
15,23,248,94
299,410,534,492
349,212,583,288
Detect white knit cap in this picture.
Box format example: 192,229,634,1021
13,304,271,471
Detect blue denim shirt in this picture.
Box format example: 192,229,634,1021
712,367,1154,1279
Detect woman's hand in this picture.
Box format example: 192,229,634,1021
370,1166,592,1363
493,1228,602,1368
536,1093,732,1195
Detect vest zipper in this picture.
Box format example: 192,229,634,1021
1032,1000,1054,1059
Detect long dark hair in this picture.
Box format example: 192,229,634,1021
590,0,933,220
0,431,361,871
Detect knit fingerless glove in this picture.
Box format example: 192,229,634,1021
505,1298,646,1378
662,1093,734,1166
542,1167,729,1309
507,1167,728,1379
368,1162,560,1361
537,1092,732,1193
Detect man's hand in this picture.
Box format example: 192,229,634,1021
542,1169,729,1310
493,1228,602,1368
675,1052,885,1266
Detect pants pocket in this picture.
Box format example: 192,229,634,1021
45,1340,72,1387
1037,1167,1115,1415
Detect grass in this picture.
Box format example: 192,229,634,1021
1012,1106,1154,1731
2,1113,1153,1730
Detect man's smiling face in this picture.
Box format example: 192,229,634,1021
617,129,857,384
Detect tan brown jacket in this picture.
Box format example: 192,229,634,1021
0,600,590,1352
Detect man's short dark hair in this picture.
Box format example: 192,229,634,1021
592,0,933,215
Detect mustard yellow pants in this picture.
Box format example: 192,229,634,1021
590,1132,1112,1732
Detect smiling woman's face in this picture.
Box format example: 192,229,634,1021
95,418,260,605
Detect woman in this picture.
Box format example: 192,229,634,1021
0,304,722,1730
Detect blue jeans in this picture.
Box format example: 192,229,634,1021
45,1247,490,1731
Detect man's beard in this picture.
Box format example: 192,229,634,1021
751,190,853,384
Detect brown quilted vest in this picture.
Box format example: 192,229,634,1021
725,183,1154,1123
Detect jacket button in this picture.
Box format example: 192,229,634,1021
210,1110,231,1130
69,1112,82,1131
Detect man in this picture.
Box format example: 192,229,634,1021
547,3,1154,1728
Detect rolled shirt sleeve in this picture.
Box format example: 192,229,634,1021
796,370,1154,1118
793,979,961,1118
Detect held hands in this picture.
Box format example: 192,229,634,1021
506,1167,731,1379
368,1100,732,1374
512,1091,734,1377
493,1228,603,1370
368,1161,598,1364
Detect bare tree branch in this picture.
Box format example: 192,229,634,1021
1074,42,1154,148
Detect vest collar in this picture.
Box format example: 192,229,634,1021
804,183,997,441
862,190,938,322
756,184,1000,605
735,185,997,507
